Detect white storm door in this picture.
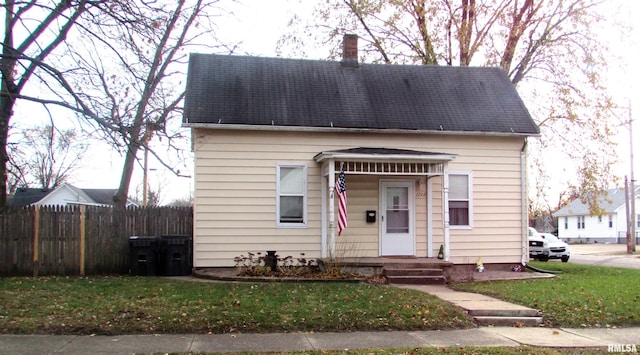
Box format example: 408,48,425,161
380,181,415,256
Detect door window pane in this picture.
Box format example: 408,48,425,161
386,187,409,233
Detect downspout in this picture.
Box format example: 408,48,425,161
521,139,528,265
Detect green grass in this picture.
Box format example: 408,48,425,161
2,263,639,336
0,277,474,335
345,349,604,355
451,262,640,327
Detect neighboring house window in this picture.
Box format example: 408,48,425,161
598,215,602,223
577,216,585,229
448,171,473,227
276,164,307,227
564,217,568,230
636,214,640,229
609,215,613,228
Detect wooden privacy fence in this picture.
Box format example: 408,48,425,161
0,205,193,276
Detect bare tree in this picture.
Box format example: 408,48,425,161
8,124,86,189
30,0,226,209
62,0,210,208
0,0,101,206
1,0,229,208
279,0,619,213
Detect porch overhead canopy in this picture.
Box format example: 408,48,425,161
314,147,456,176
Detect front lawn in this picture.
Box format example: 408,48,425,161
451,262,640,327
0,277,474,335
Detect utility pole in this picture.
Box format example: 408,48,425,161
625,176,632,248
143,147,148,207
629,106,637,253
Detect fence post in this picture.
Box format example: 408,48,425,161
79,205,86,276
33,207,39,277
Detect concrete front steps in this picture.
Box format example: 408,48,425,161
470,308,543,327
397,285,544,327
383,266,447,285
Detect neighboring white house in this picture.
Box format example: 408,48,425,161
552,187,640,244
7,183,139,207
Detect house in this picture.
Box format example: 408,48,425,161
183,35,539,269
7,182,138,207
553,187,640,244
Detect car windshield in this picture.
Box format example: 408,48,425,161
543,234,559,242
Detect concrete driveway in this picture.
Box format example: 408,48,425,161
561,243,640,269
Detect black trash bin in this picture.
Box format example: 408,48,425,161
160,235,192,276
129,236,160,276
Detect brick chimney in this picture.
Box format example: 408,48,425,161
342,34,359,67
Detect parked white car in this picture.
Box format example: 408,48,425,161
528,227,550,261
539,232,571,262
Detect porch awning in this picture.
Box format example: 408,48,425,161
313,147,456,176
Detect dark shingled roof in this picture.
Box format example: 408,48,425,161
319,147,451,157
81,189,117,205
7,187,118,206
7,188,53,207
183,54,539,135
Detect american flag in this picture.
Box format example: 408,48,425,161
336,169,347,236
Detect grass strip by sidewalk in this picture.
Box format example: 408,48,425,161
451,261,640,327
224,347,607,355
0,277,474,335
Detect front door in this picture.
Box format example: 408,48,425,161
380,181,415,256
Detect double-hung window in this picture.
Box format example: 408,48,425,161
577,216,585,229
448,171,473,228
277,164,307,227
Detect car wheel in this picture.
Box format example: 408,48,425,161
561,256,569,262
539,255,549,262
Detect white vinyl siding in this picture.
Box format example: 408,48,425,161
192,129,526,266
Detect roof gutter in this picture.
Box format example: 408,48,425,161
183,122,540,138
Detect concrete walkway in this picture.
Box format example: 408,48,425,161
398,284,544,326
1,327,638,354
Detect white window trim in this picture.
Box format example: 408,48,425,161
448,170,473,230
276,163,308,228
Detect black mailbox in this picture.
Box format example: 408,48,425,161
366,210,376,223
